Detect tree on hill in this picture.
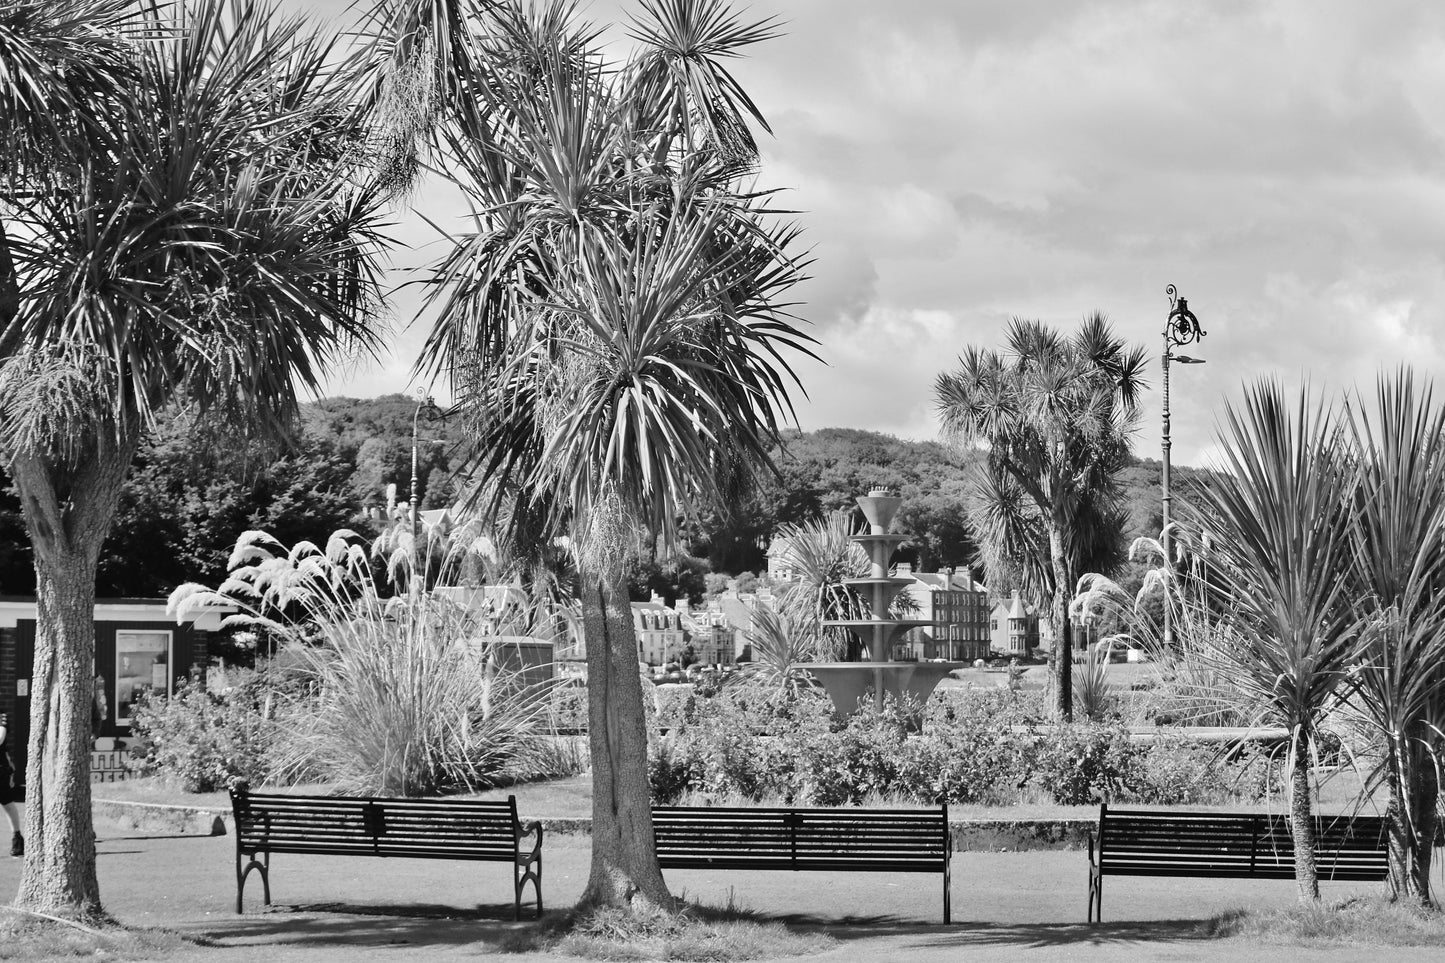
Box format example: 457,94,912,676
303,393,467,510
687,427,981,574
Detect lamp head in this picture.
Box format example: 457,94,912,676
1171,354,1206,364
1165,284,1206,347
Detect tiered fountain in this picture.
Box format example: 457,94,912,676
808,487,963,717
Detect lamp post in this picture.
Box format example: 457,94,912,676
410,395,445,582
1161,285,1205,648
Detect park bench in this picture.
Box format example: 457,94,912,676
229,783,544,919
1087,803,1388,922
651,803,952,922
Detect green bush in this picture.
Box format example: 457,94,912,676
1029,724,1142,805
1128,735,1225,805
648,681,1274,809
129,673,270,792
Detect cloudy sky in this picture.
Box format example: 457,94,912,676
294,0,1445,467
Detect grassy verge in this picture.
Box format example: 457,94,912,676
1203,897,1445,946
0,915,194,961
500,896,834,961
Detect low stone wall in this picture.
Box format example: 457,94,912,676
92,798,228,837
88,800,1094,852
534,815,1092,852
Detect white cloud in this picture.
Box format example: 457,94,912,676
288,0,1445,466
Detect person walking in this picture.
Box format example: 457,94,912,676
0,711,20,856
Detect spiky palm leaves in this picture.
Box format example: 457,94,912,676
1337,371,1445,905
734,601,826,701
357,1,808,914
1176,380,1357,902
394,3,812,554
771,512,871,659
936,314,1147,718
3,0,387,451
0,0,390,917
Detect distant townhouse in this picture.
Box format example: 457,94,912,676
632,594,687,667
989,591,1041,657
765,534,810,584
896,563,992,662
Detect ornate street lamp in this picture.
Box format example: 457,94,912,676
1161,285,1205,648
410,395,446,579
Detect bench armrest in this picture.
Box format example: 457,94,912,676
518,819,544,864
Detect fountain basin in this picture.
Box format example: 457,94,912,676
804,661,963,717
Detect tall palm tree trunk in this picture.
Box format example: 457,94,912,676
576,560,673,912
17,544,103,916
1047,523,1073,721
1385,726,1438,905
1287,734,1321,902
8,440,132,919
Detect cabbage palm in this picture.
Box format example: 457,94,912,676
1339,370,1445,906
936,315,1147,719
0,0,388,918
734,601,826,701
1178,380,1358,901
772,512,871,658
366,0,809,912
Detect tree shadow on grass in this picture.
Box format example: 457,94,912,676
763,911,1223,950
186,902,538,952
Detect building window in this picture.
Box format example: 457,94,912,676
116,630,173,726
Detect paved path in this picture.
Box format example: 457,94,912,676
2,822,1439,962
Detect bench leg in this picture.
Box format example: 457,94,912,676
515,853,543,921
236,849,270,914
943,854,951,924
1087,867,1101,924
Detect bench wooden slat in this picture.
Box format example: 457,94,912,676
651,803,951,923
229,784,543,920
1087,805,1389,923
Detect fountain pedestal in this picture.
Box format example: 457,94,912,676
812,488,963,717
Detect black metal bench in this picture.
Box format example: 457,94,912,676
229,783,544,919
652,804,952,922
1087,803,1388,922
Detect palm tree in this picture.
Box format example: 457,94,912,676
732,601,824,701
1339,369,1445,906
365,1,810,912
1178,380,1358,902
935,315,1147,719
0,0,388,918
771,512,871,658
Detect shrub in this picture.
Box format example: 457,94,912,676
648,684,832,803
1127,734,1225,805
649,677,1267,809
1029,724,1143,805
129,673,270,792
